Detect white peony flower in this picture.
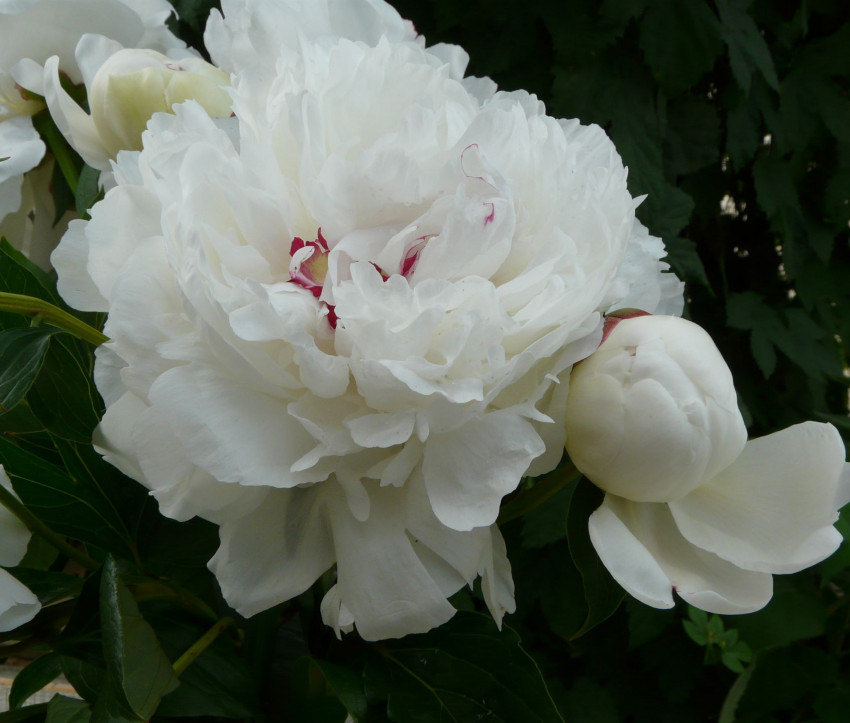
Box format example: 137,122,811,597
565,314,850,614
0,0,188,266
53,0,681,639
0,465,41,632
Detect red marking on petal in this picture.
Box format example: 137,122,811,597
401,235,432,277
601,309,652,345
483,201,495,226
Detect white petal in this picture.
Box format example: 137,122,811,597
0,466,31,567
42,55,111,170
210,486,335,617
590,495,774,614
147,364,319,488
423,411,544,530
52,219,109,311
0,568,40,633
327,484,456,640
670,422,846,574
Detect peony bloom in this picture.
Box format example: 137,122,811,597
0,0,187,264
53,0,681,639
565,314,850,614
0,466,41,632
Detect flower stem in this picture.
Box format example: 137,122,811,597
0,482,99,571
497,463,582,525
172,617,235,676
0,292,108,345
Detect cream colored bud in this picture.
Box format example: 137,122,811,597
88,49,231,157
565,315,748,503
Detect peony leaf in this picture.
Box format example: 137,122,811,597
365,611,564,722
99,557,179,721
565,478,625,638
716,0,779,93
638,0,723,96
286,657,366,722
45,696,92,723
0,327,59,414
0,435,137,558
8,653,63,710
75,165,102,219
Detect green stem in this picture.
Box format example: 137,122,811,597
32,111,78,195
0,482,99,571
0,292,108,345
172,617,235,676
131,580,218,624
497,464,582,525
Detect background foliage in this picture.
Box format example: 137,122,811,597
1,0,849,721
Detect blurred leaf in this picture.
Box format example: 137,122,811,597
663,236,711,287
9,654,63,710
45,697,91,723
99,557,179,720
726,292,786,377
565,478,625,638
726,97,763,169
716,0,779,93
625,598,675,650
0,239,60,305
520,483,573,549
664,96,720,176
365,612,563,723
638,0,723,95
0,704,48,722
0,327,59,413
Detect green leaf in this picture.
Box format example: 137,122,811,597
638,0,723,95
663,236,711,288
142,603,259,720
716,0,780,93
726,292,788,378
663,96,720,176
0,434,136,557
45,697,91,723
565,478,625,638
365,612,563,723
27,334,101,444
75,166,102,219
0,704,49,722
520,483,573,549
0,239,61,306
9,654,63,710
0,327,59,413
726,99,763,168
287,657,366,722
99,557,179,720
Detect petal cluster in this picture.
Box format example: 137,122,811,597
566,315,850,614
53,0,681,638
0,0,187,264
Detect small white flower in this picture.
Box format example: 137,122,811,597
54,0,681,638
0,465,40,633
565,314,850,614
0,0,188,262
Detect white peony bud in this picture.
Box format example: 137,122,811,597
88,48,231,157
564,314,747,503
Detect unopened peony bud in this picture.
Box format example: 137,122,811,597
564,315,747,503
88,49,231,157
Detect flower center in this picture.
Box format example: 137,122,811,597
289,229,337,327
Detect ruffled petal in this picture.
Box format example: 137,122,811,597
209,485,335,617
423,410,545,531
590,495,774,614
670,422,846,574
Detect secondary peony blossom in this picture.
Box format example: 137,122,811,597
0,466,41,632
565,314,850,614
0,0,187,263
53,0,682,639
